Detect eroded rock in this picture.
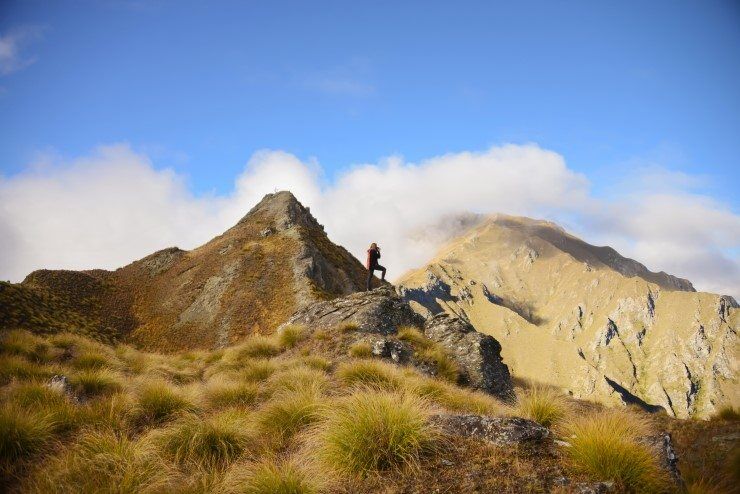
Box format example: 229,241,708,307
424,313,515,400
430,413,549,446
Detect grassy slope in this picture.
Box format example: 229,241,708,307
1,328,737,493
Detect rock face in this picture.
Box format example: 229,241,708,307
283,286,515,398
424,313,515,400
398,214,739,418
0,192,370,351
429,413,550,446
283,285,424,335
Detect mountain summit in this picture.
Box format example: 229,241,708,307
0,191,370,351
398,214,738,418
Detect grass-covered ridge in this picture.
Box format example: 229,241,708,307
0,328,736,493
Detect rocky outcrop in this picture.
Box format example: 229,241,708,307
638,432,683,487
430,413,549,446
424,313,515,400
283,285,424,335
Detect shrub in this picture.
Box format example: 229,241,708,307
0,404,56,468
132,380,197,425
26,429,173,493
563,410,668,492
69,369,123,398
223,458,320,494
256,389,325,447
417,346,459,383
314,389,436,477
206,378,259,409
397,326,432,349
336,360,404,391
277,325,305,349
348,341,373,358
155,411,252,469
516,386,568,427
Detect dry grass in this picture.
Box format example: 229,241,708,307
405,376,508,415
336,359,405,391
417,346,459,383
713,406,740,421
337,322,360,333
0,403,56,470
70,368,124,398
0,355,55,384
205,377,260,409
312,389,437,477
232,336,282,360
348,341,373,358
255,388,325,448
154,410,253,469
562,409,669,492
223,457,321,494
0,330,53,363
266,366,329,396
516,385,569,427
131,380,197,425
397,326,431,349
277,324,306,349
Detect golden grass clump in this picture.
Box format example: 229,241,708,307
205,378,260,409
70,351,113,370
277,324,306,349
26,429,173,493
0,355,55,384
114,344,152,374
0,404,56,470
232,336,282,360
266,366,328,396
713,406,740,421
131,380,197,424
563,409,668,492
405,376,508,415
313,389,436,477
337,322,359,333
69,368,124,398
255,388,325,447
238,359,278,383
154,410,253,469
0,330,53,363
417,346,459,383
223,457,320,494
299,355,332,371
397,326,431,349
336,359,405,391
348,341,373,358
516,385,569,427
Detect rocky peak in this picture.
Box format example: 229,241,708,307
238,191,324,232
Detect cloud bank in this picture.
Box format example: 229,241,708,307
1,143,738,299
0,26,44,76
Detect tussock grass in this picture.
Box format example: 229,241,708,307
223,457,320,494
348,341,373,358
397,326,431,349
313,389,437,477
405,376,508,415
516,385,569,427
206,378,259,409
267,366,328,396
0,404,56,468
114,344,152,374
337,322,359,333
26,429,173,493
239,359,278,382
154,411,253,469
277,325,305,349
70,368,123,397
0,355,55,384
313,329,329,341
713,406,740,421
0,330,53,363
71,351,113,370
417,346,459,383
256,389,325,447
131,380,197,425
4,382,81,434
300,355,332,371
80,392,133,431
4,381,67,408
336,360,405,391
563,410,668,492
231,336,282,360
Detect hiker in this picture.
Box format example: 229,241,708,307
366,242,386,290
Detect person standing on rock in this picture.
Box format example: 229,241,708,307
366,242,386,290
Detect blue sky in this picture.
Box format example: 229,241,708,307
1,0,739,200
0,1,739,296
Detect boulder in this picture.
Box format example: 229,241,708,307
430,413,549,446
283,285,424,335
638,432,683,487
424,313,515,400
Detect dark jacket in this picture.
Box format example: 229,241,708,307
366,248,381,269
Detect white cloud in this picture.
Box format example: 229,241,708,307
1,143,738,299
0,26,44,76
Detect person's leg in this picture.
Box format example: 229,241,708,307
377,264,386,281
366,268,374,291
